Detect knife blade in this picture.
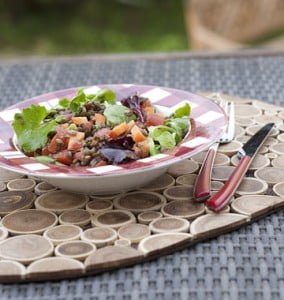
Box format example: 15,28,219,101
206,123,274,212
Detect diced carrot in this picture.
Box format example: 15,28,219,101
127,120,136,132
131,125,146,143
93,113,106,126
95,160,107,167
54,150,73,165
71,117,88,125
75,132,85,141
141,99,152,108
144,106,155,114
110,122,128,138
67,138,82,152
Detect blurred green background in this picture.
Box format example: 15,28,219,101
0,0,188,57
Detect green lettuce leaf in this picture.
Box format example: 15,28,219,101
104,104,135,125
148,125,176,150
13,105,57,153
174,102,191,118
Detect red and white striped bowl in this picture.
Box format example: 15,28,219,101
0,84,227,194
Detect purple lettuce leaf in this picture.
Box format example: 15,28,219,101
99,148,137,164
121,95,145,122
105,135,134,150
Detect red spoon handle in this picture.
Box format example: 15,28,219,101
194,146,217,202
206,155,251,211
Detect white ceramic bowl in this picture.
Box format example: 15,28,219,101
0,84,227,194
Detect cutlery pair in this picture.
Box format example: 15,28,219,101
194,98,274,212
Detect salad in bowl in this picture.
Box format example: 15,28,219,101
13,88,191,167
0,84,227,194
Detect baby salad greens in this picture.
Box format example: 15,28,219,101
12,88,191,167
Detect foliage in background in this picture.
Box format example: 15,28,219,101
0,0,188,56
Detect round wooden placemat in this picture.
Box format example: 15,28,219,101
0,94,284,283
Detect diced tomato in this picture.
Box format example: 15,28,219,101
81,121,93,132
42,146,50,156
95,160,107,167
95,128,112,139
131,125,146,143
74,151,83,161
54,150,73,165
145,113,165,126
67,138,83,152
48,134,60,154
71,117,88,125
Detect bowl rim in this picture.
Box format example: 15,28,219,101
0,84,227,179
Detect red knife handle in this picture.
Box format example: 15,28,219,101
206,155,251,212
194,146,217,202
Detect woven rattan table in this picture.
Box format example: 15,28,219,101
0,50,283,300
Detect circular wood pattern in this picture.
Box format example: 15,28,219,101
235,117,255,127
190,213,248,237
271,155,284,169
205,205,230,214
137,211,163,225
277,133,284,142
90,194,119,201
44,225,82,245
81,227,117,248
163,186,193,201
218,141,242,156
0,235,53,264
270,143,284,155
210,181,224,191
86,199,113,214
162,200,204,220
231,154,270,170
191,152,230,166
35,191,88,214
175,174,197,186
0,168,24,183
235,105,261,118
246,125,279,137
27,257,84,278
0,96,283,283
236,178,268,196
231,195,284,217
254,115,282,125
212,166,235,181
0,191,34,216
0,181,6,192
2,209,58,235
55,240,96,261
149,217,190,234
59,209,91,227
92,210,136,229
115,239,131,247
113,192,166,214
255,167,284,185
273,182,284,197
7,179,36,192
118,224,150,243
0,227,8,241
138,233,191,254
235,135,251,144
34,182,57,195
138,174,175,192
167,159,199,177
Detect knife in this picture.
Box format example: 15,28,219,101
206,123,274,212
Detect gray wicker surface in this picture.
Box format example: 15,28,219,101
0,53,283,300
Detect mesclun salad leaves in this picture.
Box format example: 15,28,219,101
13,89,191,167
